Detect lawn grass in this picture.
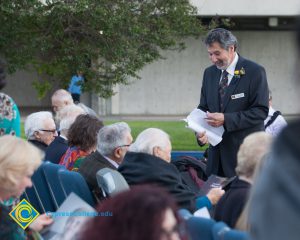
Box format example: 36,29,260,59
21,120,207,151
105,120,206,151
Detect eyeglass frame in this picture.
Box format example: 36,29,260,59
117,144,131,148
38,129,57,134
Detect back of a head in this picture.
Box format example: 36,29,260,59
52,89,73,104
0,135,43,194
79,185,178,240
24,111,53,140
67,114,103,151
97,122,131,157
205,28,238,51
129,128,170,155
51,89,74,114
236,132,273,178
59,105,85,133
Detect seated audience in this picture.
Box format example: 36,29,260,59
0,60,21,137
0,135,53,239
59,114,103,171
264,89,287,136
24,111,57,151
45,104,84,163
79,122,132,200
79,185,185,240
119,128,224,212
214,132,272,228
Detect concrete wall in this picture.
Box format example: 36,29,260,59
3,31,300,117
190,0,300,16
110,31,300,116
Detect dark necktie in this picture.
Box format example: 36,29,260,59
219,70,229,110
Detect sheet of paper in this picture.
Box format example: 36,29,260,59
193,207,211,219
200,174,236,195
183,108,224,146
41,193,97,240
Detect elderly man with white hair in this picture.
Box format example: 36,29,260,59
45,104,85,164
51,89,99,125
79,122,132,200
51,89,74,113
25,111,57,151
119,128,224,212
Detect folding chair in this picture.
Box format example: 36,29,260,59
212,222,250,240
96,168,129,197
58,169,95,207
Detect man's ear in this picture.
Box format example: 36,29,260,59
153,146,160,158
34,131,41,140
114,147,122,159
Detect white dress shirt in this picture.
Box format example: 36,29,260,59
264,106,287,137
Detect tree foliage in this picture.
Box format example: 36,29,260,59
0,0,204,98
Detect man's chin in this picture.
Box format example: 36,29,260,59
216,65,226,70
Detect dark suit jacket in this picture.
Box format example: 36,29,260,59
198,55,269,177
78,151,117,198
119,151,199,212
214,178,251,228
45,136,68,164
28,139,48,152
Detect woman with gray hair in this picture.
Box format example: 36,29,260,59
214,132,272,228
24,111,57,151
0,135,53,239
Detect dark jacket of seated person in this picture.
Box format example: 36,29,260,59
118,151,201,212
79,150,117,201
45,136,68,164
214,177,251,228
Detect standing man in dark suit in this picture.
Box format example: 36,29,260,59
197,28,269,177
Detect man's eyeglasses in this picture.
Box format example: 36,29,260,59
117,144,131,148
39,129,57,134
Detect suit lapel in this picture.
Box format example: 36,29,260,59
222,56,245,112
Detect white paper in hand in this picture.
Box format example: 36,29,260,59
183,108,224,146
193,207,211,219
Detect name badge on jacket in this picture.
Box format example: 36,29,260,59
231,93,245,99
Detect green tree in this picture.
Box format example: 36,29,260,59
0,0,204,97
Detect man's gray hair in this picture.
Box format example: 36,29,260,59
25,111,53,140
129,128,170,155
97,122,131,157
51,89,73,104
236,132,272,178
205,28,238,51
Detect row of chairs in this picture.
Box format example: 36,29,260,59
178,210,250,240
22,161,95,213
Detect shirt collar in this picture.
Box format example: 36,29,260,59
225,53,239,76
268,106,275,116
104,155,119,168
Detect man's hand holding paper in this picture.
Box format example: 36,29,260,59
205,112,225,127
184,109,224,146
